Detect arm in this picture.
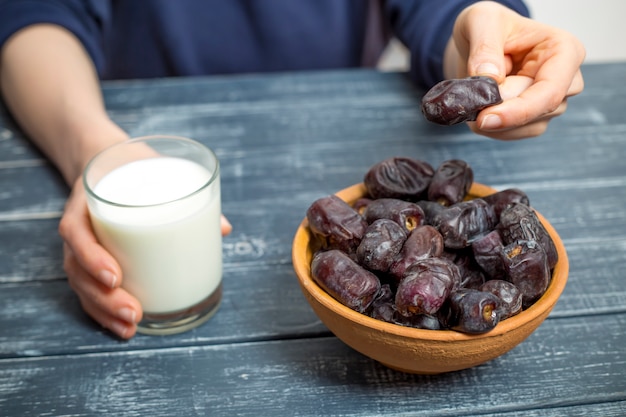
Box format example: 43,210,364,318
385,0,583,140
0,24,127,184
0,24,141,338
1,24,233,339
384,0,529,89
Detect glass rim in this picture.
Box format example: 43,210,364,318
83,135,220,209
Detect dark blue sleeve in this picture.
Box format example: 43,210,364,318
384,0,530,89
0,0,110,75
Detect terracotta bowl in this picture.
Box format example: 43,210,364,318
292,182,569,374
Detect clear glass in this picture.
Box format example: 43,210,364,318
84,135,222,335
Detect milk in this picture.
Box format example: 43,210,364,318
88,156,222,314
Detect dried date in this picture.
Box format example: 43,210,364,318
482,188,530,218
416,200,447,226
498,203,558,268
311,250,381,313
305,156,559,334
450,248,486,290
362,198,425,233
364,157,434,201
480,279,523,320
421,76,503,125
501,240,550,308
388,225,444,281
356,219,407,273
393,311,442,330
427,159,474,206
442,289,501,334
395,257,461,316
431,198,498,249
306,194,367,254
471,230,506,280
369,284,396,322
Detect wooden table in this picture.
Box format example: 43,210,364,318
1,63,625,416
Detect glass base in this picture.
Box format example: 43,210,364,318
137,283,222,335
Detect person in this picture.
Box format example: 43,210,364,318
0,0,585,339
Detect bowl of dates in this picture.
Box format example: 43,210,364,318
292,157,569,374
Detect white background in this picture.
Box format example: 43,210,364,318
379,0,626,71
525,0,626,63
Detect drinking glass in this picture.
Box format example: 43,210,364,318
84,135,223,335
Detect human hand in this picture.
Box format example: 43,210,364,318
59,178,233,339
446,1,585,139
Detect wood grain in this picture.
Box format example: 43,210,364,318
1,63,625,416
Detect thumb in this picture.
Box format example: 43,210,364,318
455,4,511,83
466,30,507,83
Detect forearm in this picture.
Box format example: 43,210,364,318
0,24,128,185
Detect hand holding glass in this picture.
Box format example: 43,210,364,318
83,135,223,335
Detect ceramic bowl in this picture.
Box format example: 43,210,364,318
292,182,569,374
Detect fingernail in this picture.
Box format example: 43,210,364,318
118,307,137,324
111,321,130,339
476,63,500,78
99,270,117,288
480,114,503,130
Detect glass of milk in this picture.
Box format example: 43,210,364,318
83,135,223,335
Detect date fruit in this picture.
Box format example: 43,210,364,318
393,312,442,330
369,284,396,322
498,203,558,268
421,76,503,125
471,230,506,280
443,289,501,334
482,188,530,218
416,200,447,226
450,248,486,290
362,198,424,233
364,157,434,201
480,279,523,320
304,156,559,334
501,240,550,308
432,198,498,249
306,194,367,254
311,250,381,313
395,257,460,316
389,225,444,281
356,219,407,273
427,159,474,206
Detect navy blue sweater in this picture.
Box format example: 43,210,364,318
0,0,528,88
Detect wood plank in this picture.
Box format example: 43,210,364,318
1,229,625,357
0,265,328,357
4,180,625,285
0,62,624,417
1,66,625,359
473,402,626,417
2,93,625,215
1,314,624,416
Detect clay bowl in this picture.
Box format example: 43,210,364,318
292,182,569,374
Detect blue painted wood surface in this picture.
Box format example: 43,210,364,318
0,63,625,416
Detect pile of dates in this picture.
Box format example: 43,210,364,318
306,157,558,334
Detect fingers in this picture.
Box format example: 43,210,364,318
221,214,233,236
470,97,569,140
474,69,582,137
60,179,142,338
451,2,585,140
65,244,142,338
453,2,513,82
60,178,230,338
58,181,121,288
